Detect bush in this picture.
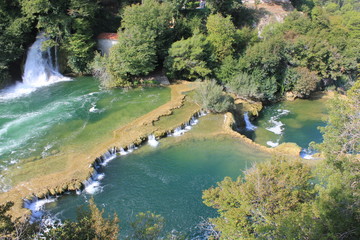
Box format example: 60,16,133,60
195,80,234,113
227,69,278,101
90,53,114,88
226,71,258,99
284,67,319,98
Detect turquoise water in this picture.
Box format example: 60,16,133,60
243,98,328,149
0,77,170,190
45,136,269,238
1,75,329,238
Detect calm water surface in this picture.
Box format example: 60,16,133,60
46,135,269,238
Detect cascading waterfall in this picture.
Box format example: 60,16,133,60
148,134,159,147
0,33,70,99
244,112,257,131
22,34,69,86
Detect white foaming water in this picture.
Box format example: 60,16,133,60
0,34,70,100
300,148,315,159
265,109,290,135
148,134,159,147
244,112,257,131
266,140,279,148
83,172,105,194
170,114,203,137
172,127,187,136
89,104,98,113
24,197,57,221
100,152,117,166
119,148,129,155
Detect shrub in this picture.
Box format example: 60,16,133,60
284,67,320,98
195,80,234,113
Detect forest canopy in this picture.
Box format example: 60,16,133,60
1,0,358,102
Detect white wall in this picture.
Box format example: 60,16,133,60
97,39,118,55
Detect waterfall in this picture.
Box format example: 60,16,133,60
23,34,69,86
0,33,70,99
148,134,159,147
244,112,257,131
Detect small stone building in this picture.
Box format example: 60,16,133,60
97,33,118,55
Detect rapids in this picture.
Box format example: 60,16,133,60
0,77,170,191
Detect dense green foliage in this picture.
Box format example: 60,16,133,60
203,157,316,239
44,198,119,240
3,0,357,97
0,202,39,239
94,0,174,87
128,211,164,240
165,33,214,80
195,80,234,113
0,0,126,86
0,199,185,239
203,82,360,239
206,13,237,61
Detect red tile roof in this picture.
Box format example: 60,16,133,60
97,33,118,40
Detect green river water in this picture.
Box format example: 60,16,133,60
242,97,328,150
45,133,269,238
0,77,170,190
0,76,329,238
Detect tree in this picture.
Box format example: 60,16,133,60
65,33,95,74
317,80,360,170
100,0,176,87
121,0,175,60
195,80,234,113
165,34,214,80
284,67,320,98
106,28,157,87
0,202,39,239
310,81,360,239
237,37,287,101
206,13,237,61
203,157,316,239
206,0,242,16
216,56,239,84
44,198,120,239
128,211,164,240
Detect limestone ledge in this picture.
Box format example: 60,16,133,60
1,82,310,218
0,81,200,219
